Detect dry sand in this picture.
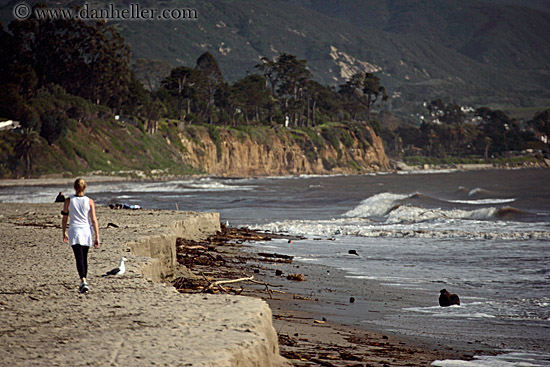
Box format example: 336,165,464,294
0,203,288,367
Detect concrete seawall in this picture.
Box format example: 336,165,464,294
128,211,220,282
0,203,289,367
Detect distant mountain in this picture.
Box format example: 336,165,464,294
1,0,549,116
483,0,550,13
285,0,550,70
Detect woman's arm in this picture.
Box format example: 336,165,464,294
62,198,69,243
89,198,101,248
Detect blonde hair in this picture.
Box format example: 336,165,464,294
74,178,87,196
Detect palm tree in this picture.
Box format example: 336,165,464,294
14,128,41,177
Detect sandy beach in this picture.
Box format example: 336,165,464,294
4,168,543,365
0,203,288,367
173,227,496,366
0,201,491,367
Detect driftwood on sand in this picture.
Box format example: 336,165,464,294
173,224,290,296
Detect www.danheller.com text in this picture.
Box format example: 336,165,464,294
13,3,198,21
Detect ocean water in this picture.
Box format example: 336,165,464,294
1,168,549,366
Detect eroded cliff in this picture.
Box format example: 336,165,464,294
178,123,390,176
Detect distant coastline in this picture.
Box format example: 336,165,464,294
391,159,550,173
1,160,548,188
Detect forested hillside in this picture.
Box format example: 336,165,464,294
0,2,548,178
117,0,550,113
2,0,548,114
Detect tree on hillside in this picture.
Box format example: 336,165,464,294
339,72,388,121
0,22,14,84
196,52,224,123
14,128,41,177
39,110,69,145
29,85,79,144
2,64,38,100
255,54,312,126
143,97,166,134
305,82,341,125
419,122,446,157
161,66,196,121
8,5,131,107
255,57,279,96
529,109,550,148
476,107,523,155
425,99,467,155
230,74,272,125
273,54,311,126
0,84,40,131
303,80,322,127
121,72,165,133
122,72,149,118
196,52,224,84
132,59,172,92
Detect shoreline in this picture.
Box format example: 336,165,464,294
1,162,547,187
174,227,496,366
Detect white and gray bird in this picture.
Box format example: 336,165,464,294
102,257,127,277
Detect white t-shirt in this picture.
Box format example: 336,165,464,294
68,195,93,247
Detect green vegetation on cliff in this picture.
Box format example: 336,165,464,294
0,114,198,178
0,8,389,177
1,118,385,177
1,4,548,178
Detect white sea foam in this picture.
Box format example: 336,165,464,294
262,173,347,180
386,205,498,223
92,180,193,193
0,190,58,203
405,303,498,319
396,169,458,175
255,218,550,240
448,198,516,205
186,181,239,191
294,257,321,263
182,178,256,191
0,179,257,203
432,352,550,367
93,178,258,193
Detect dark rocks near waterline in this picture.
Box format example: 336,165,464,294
439,289,460,307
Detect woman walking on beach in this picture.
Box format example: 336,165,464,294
61,178,100,293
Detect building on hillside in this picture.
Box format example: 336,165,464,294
0,120,21,131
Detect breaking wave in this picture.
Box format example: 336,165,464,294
256,191,547,240
343,192,410,217
343,191,506,222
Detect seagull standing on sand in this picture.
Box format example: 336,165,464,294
102,257,127,277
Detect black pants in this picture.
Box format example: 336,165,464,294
71,244,89,279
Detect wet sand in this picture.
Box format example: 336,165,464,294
175,231,496,366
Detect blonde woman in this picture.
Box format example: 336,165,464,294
61,178,100,293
